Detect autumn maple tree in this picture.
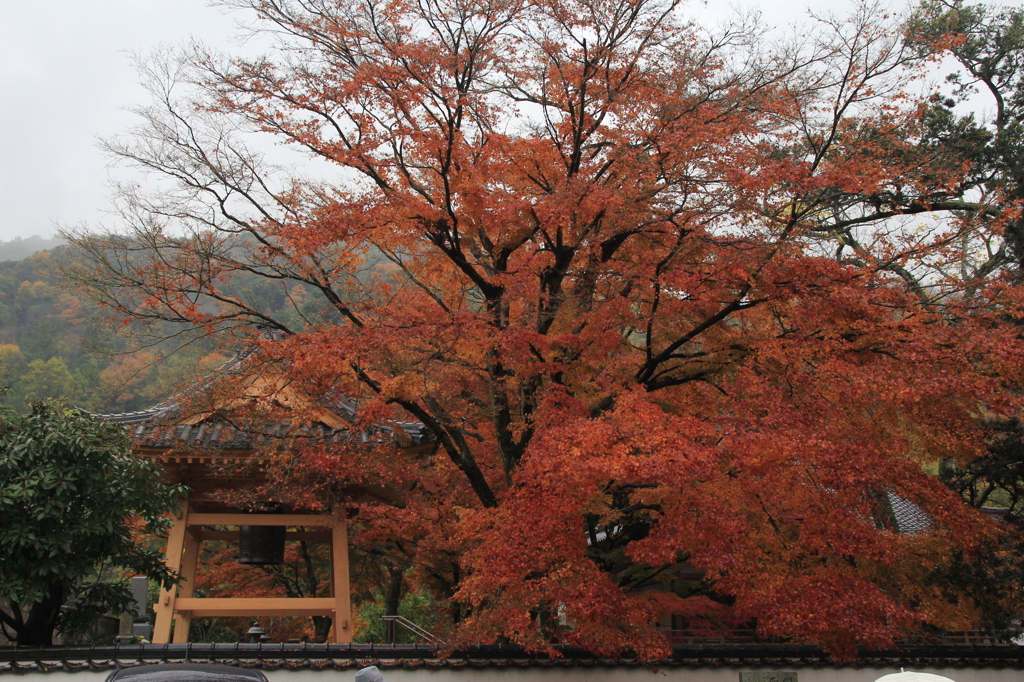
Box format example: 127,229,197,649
59,0,1024,658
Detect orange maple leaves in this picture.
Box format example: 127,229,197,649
62,0,1024,660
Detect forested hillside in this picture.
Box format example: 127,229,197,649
0,247,224,413
0,242,349,413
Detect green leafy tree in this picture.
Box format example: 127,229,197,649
930,419,1024,640
0,400,186,645
0,345,25,405
904,0,1024,274
356,587,444,645
19,357,82,404
899,4,1024,638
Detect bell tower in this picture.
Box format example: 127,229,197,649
151,499,352,644
97,372,433,644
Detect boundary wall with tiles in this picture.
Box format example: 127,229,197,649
1,644,1023,682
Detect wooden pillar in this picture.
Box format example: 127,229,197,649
330,513,352,644
171,527,201,643
153,501,190,643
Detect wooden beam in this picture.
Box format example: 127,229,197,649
187,513,329,527
173,597,336,617
195,530,332,542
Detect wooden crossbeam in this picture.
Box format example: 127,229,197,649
186,513,328,527
173,597,336,617
194,529,332,542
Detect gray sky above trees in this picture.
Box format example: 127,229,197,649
0,0,239,242
0,0,930,243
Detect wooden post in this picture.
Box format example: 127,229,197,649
171,527,201,643
153,501,190,643
329,513,352,644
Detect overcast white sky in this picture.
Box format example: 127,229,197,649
0,0,938,242
0,0,245,241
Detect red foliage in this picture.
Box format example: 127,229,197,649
65,0,1024,660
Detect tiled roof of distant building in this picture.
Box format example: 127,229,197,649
886,491,933,535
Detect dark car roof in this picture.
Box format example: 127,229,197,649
106,663,268,682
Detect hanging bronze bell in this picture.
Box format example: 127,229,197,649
238,523,286,564
238,502,287,565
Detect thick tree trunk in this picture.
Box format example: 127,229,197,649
14,582,65,645
311,615,332,642
383,563,403,644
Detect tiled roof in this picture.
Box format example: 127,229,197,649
88,350,434,449
1,643,1022,674
100,418,434,450
90,387,433,450
887,492,933,535
92,406,178,425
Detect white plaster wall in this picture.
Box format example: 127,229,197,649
3,666,1018,682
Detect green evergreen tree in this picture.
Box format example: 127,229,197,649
0,400,186,645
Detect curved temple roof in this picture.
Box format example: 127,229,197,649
91,406,434,451
89,352,435,450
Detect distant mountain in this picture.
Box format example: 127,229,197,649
0,243,269,414
0,236,67,262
